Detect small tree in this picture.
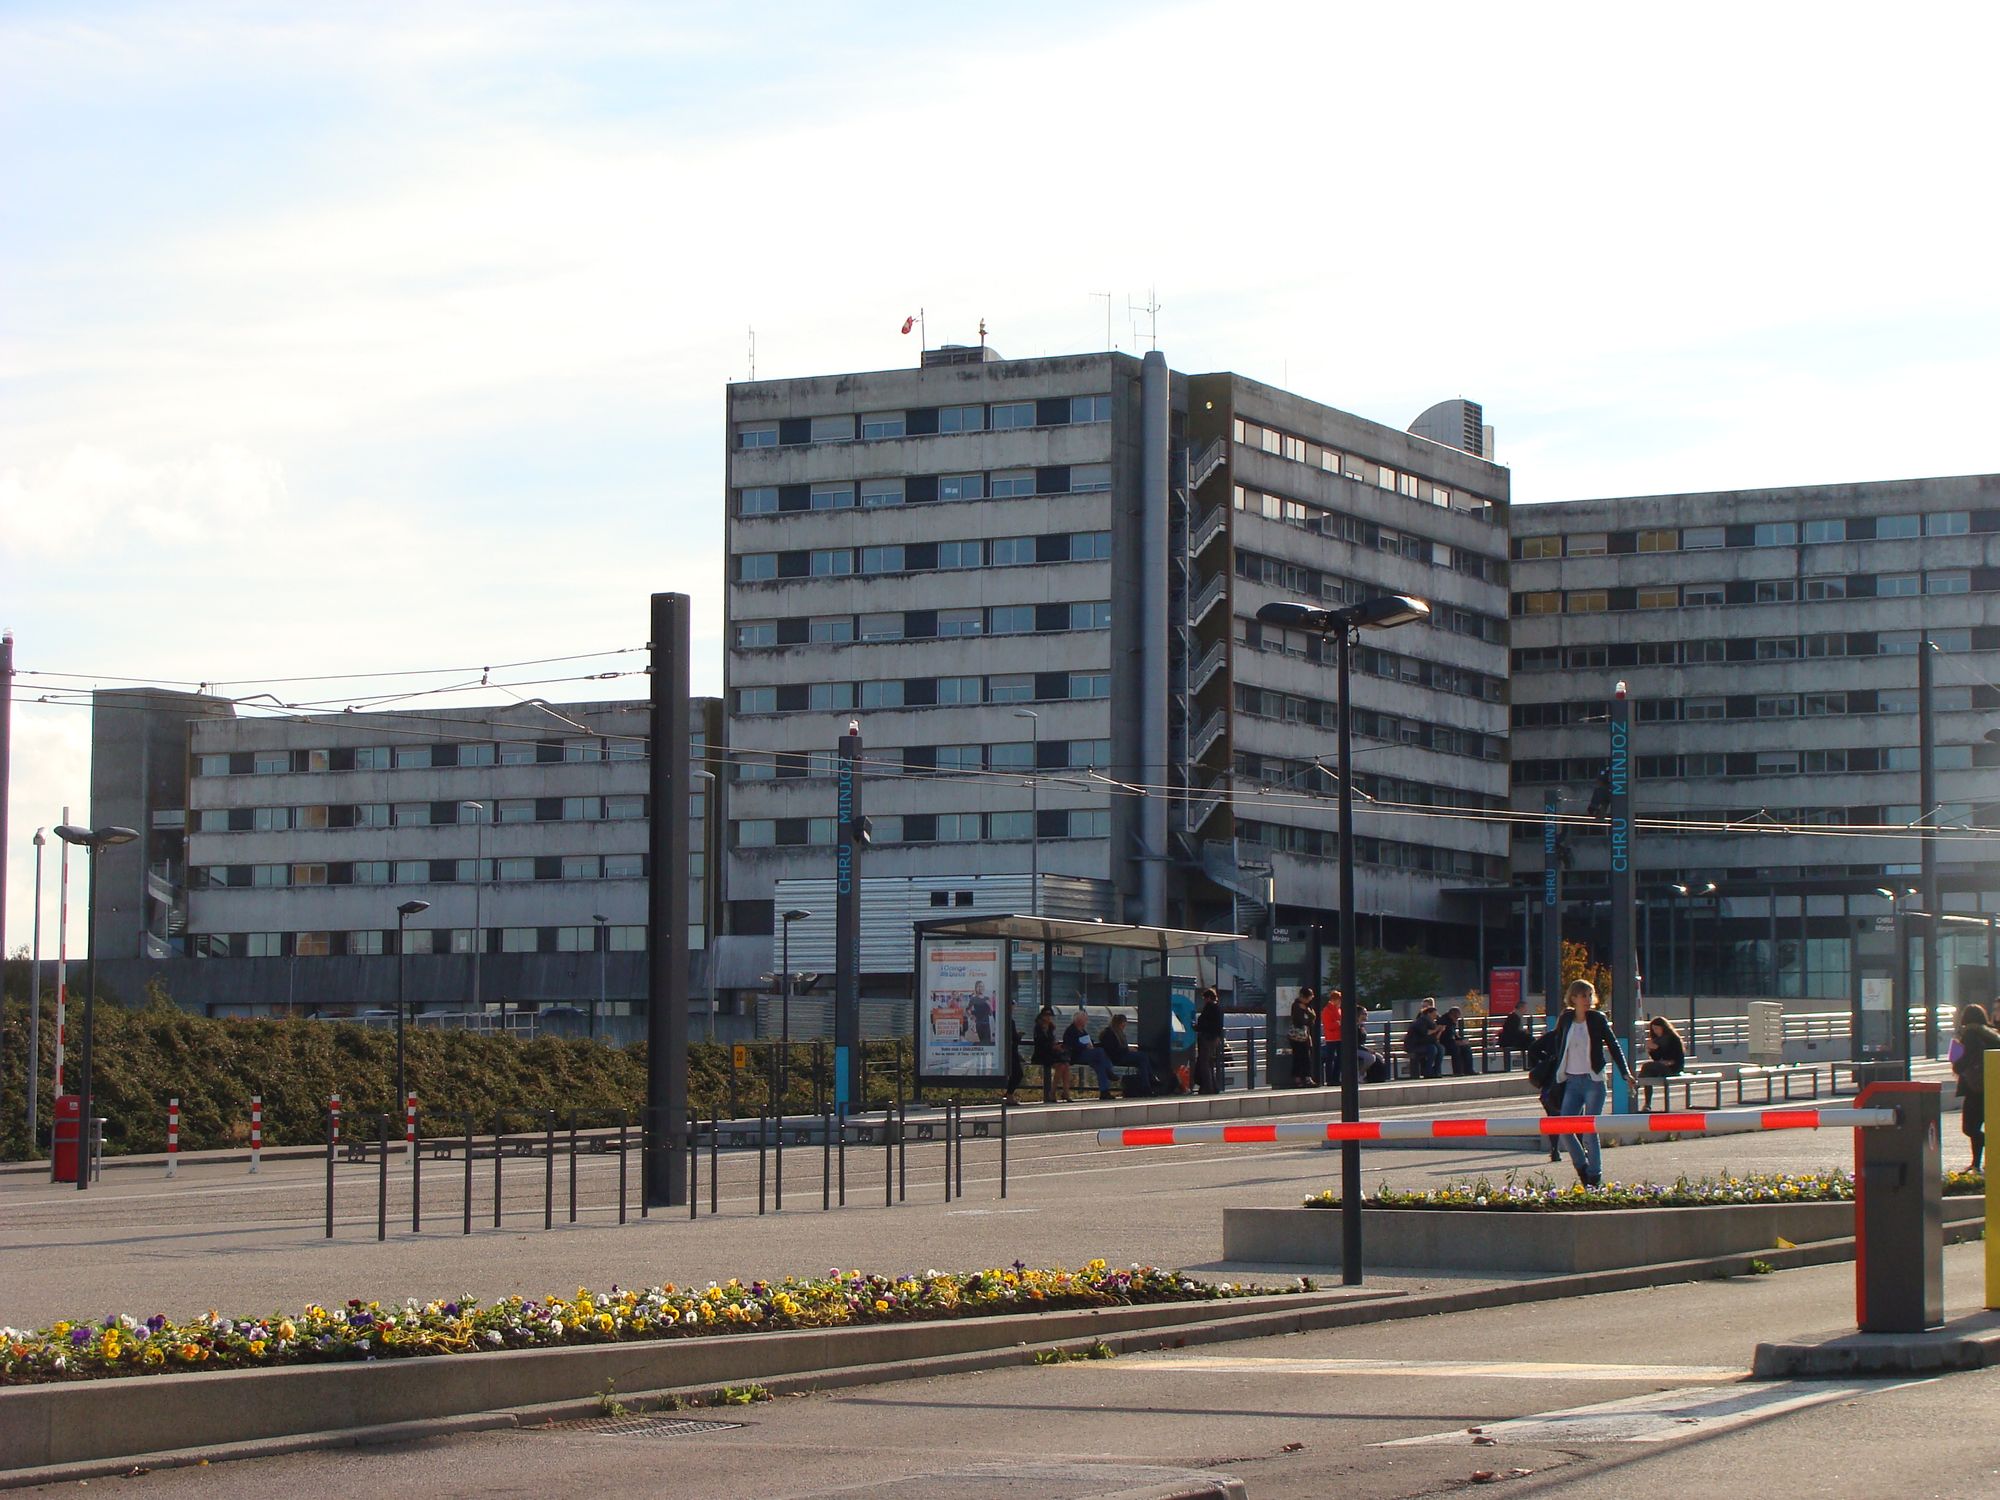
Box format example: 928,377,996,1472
1560,940,1612,1003
1349,948,1444,1010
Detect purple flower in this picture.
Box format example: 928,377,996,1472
145,1315,167,1334
443,1303,461,1317
69,1328,91,1347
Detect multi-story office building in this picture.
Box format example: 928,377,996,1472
83,689,723,1027
721,346,1510,1005
1507,474,2000,1009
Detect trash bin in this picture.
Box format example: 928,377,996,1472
51,1095,83,1183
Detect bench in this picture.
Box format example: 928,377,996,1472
1635,1069,1728,1110
1732,1063,1833,1103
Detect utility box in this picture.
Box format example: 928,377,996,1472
1746,1000,1786,1066
1855,1082,1943,1333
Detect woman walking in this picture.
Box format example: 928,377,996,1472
1953,1004,2000,1173
1548,979,1636,1188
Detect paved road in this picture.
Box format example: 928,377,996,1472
0,1083,1931,1327
30,1244,1995,1499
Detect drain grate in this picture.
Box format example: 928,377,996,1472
535,1415,745,1439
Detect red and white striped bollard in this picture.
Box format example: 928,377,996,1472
166,1098,179,1180
405,1091,418,1150
249,1095,263,1175
330,1092,341,1145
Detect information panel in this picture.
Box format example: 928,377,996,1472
917,935,1009,1085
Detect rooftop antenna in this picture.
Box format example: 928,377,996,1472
747,327,755,381
978,316,987,350
1127,287,1160,351
1091,292,1113,350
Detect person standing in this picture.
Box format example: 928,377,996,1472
1195,987,1225,1094
1004,1007,1025,1106
1953,1004,2000,1173
1030,1004,1069,1101
1549,979,1636,1188
1319,988,1344,1087
1288,986,1319,1087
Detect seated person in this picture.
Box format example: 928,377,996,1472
1402,1005,1444,1078
1639,1016,1687,1077
1062,1008,1117,1099
1097,1013,1156,1095
1438,1006,1477,1075
1495,1007,1535,1069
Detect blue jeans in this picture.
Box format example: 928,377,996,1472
1068,1045,1114,1093
1319,1040,1341,1083
1555,1074,1607,1182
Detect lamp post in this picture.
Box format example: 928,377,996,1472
459,802,485,1011
591,914,608,1041
780,908,811,1098
1670,882,1716,1053
1257,592,1429,1286
394,899,431,1118
52,824,138,1192
28,828,45,1146
1013,709,1040,916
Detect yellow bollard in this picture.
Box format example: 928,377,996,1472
1987,1049,1998,1312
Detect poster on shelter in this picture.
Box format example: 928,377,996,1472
918,938,1006,1081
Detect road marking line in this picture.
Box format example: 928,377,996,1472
1112,1354,1743,1382
1379,1377,1926,1446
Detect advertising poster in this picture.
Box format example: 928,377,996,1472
1487,967,1525,1016
918,938,1007,1083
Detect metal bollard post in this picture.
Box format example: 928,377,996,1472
619,1111,630,1225
944,1100,954,1204
884,1102,893,1208
838,1107,847,1206
463,1113,474,1235
709,1109,719,1216
897,1095,907,1203
543,1112,555,1231
639,1110,650,1221
822,1106,832,1210
166,1098,180,1180
773,1057,784,1212
1000,1098,1009,1200
411,1102,423,1233
954,1096,965,1196
249,1094,262,1175
324,1106,336,1239
687,1110,697,1222
376,1114,389,1241
814,1040,825,1120
758,1103,768,1215
493,1113,505,1230
568,1111,578,1225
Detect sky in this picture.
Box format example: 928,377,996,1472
5,0,1998,954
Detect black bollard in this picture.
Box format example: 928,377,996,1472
411,1103,423,1234
567,1111,578,1225
324,1107,336,1240
463,1113,474,1235
543,1112,555,1231
376,1113,389,1242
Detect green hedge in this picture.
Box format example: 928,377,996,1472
0,997,933,1161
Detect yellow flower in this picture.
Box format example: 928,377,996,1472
594,1314,613,1333
277,1320,296,1340
873,1300,889,1313
249,1339,267,1356
142,1346,165,1366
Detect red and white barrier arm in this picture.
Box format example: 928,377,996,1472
1096,1106,1898,1148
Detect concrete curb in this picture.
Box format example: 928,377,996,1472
1752,1312,2000,1378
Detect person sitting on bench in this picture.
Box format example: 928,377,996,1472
1403,1005,1445,1078
1438,1006,1477,1075
1495,1007,1534,1070
1638,1015,1686,1077
1063,1009,1117,1099
1097,1012,1155,1095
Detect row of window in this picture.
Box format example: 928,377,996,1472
1230,752,1510,813
193,794,653,834
1231,485,1504,583
1234,549,1507,645
737,531,1111,583
737,464,1110,517
734,669,1111,715
192,925,649,959
734,808,1109,848
1236,817,1507,879
1515,802,1988,833
192,852,658,889
733,739,1112,781
1514,510,1986,560
1230,417,1497,522
1514,626,1991,674
735,601,1110,649
1235,616,1508,704
195,737,643,778
1514,569,1990,616
1516,686,1985,728
738,394,1111,450
1233,684,1505,762
1516,748,1984,783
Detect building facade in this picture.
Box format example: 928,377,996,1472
1507,474,2000,1011
85,690,722,1026
720,346,1511,1006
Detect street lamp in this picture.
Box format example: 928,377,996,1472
1013,709,1040,916
28,828,46,1146
395,899,431,1120
1669,882,1716,1053
592,914,608,1041
1256,592,1430,1286
51,824,138,1192
779,908,811,1098
459,802,485,1012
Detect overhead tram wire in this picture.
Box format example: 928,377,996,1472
13,646,648,693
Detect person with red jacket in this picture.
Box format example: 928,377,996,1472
1319,989,1344,1084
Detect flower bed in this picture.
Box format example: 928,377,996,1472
1301,1168,1984,1211
0,1262,1249,1387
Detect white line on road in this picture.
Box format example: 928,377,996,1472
1379,1378,1927,1446
1110,1354,1744,1382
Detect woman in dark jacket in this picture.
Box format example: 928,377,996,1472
1954,1004,2000,1172
1288,986,1320,1087
1029,1005,1070,1101
1638,1016,1686,1076
1548,979,1636,1188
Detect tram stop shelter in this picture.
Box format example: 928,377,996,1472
910,914,1248,1092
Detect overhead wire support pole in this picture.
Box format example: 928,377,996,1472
644,592,692,1208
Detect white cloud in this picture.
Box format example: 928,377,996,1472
2,443,286,556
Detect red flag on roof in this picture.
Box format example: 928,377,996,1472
900,316,916,335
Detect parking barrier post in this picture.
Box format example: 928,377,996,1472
619,1110,630,1225
758,1102,768,1214
410,1100,422,1232
165,1098,179,1180
709,1108,719,1215
686,1110,697,1222
492,1112,505,1230
462,1113,474,1235
248,1095,262,1175
567,1110,578,1225
330,1092,341,1147
376,1113,389,1242
543,1111,554,1230
324,1106,335,1239
1855,1081,1943,1333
